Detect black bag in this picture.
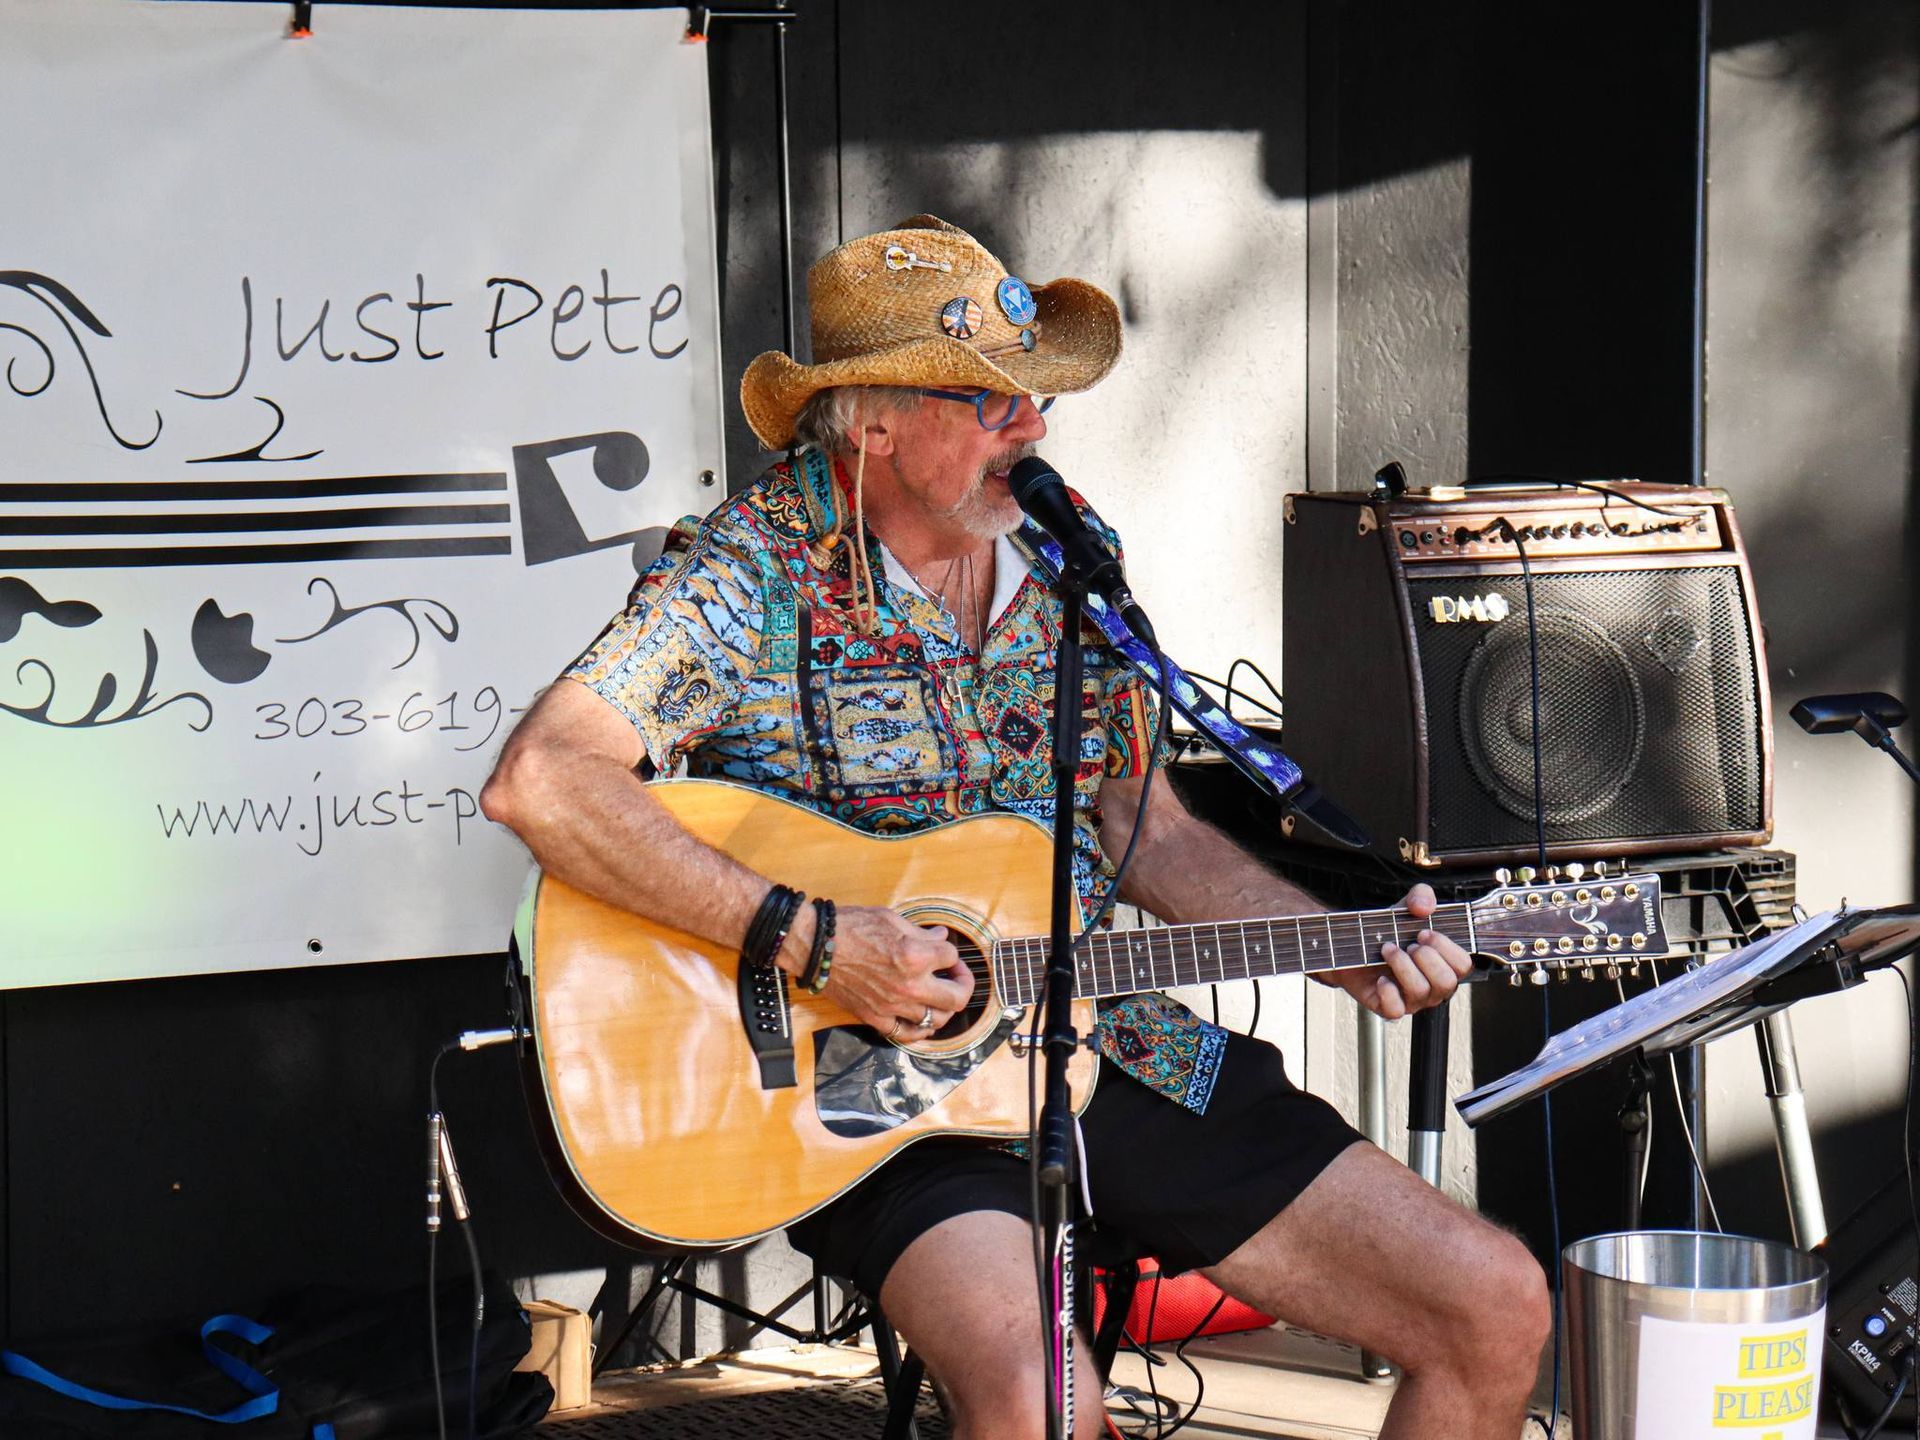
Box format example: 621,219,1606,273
0,1269,553,1439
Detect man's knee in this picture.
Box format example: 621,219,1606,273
941,1350,1104,1440
1441,1227,1553,1369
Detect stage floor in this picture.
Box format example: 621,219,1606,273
537,1325,1575,1438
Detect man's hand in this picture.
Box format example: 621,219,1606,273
797,905,976,1040
1321,883,1474,1019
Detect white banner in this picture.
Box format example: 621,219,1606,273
0,2,723,987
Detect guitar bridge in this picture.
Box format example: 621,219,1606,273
737,959,797,1090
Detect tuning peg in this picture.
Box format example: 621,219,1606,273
1593,861,1610,878
1580,964,1596,980
1546,865,1563,881
1494,867,1513,885
1605,963,1621,979
1507,970,1523,987
1556,968,1571,982
1529,967,1549,986
1564,862,1586,881
1517,866,1537,883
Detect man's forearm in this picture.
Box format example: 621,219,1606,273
1116,807,1324,926
480,690,785,955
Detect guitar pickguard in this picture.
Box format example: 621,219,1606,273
814,1013,1018,1138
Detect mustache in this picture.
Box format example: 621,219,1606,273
983,442,1038,476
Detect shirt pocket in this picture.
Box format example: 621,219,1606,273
803,663,960,801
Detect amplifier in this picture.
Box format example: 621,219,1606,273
1280,485,1773,868
1823,1171,1918,1423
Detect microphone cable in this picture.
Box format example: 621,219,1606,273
1463,473,1706,521
427,1041,456,1440
426,1040,487,1440
1498,518,1565,1440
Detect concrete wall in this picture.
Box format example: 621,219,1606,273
1701,0,1918,1239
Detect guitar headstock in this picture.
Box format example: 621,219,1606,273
1467,872,1669,983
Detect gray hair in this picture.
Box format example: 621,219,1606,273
791,384,921,453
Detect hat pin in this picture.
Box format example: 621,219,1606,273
884,245,952,274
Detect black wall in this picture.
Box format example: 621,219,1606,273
1469,1,1707,488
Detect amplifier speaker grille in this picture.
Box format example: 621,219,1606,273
1409,567,1764,852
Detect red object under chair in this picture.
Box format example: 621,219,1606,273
1092,1257,1275,1343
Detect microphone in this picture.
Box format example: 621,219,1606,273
427,1110,445,1233
1007,456,1158,648
437,1117,471,1224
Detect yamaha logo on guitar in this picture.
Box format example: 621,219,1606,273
1282,484,1772,868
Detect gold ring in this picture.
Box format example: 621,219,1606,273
920,1006,935,1030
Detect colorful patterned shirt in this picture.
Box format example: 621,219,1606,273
565,447,1228,1113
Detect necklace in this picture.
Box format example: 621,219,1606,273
908,550,986,653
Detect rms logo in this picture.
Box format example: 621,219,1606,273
1427,594,1511,624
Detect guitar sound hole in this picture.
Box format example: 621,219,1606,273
927,927,993,1040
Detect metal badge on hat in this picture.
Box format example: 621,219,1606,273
940,297,984,339
996,276,1038,326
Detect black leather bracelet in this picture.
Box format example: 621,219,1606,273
800,898,837,994
741,884,804,972
762,888,807,974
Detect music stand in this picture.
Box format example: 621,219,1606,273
1457,903,1920,1129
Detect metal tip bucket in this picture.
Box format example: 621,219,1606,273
1564,1231,1828,1439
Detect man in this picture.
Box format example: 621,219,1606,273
481,216,1550,1439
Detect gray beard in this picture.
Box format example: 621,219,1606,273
946,441,1037,540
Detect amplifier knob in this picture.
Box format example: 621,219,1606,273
1453,527,1471,545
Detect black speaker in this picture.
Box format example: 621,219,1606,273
1281,486,1772,868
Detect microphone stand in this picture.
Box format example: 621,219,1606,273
1038,564,1091,1440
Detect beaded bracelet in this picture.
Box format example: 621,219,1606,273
800,898,837,994
741,884,805,972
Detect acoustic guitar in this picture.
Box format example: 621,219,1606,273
514,779,1667,1252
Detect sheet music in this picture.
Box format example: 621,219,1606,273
1456,911,1841,1127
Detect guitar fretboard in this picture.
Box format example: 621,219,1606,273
990,903,1478,1008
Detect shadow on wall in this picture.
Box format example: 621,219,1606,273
1704,0,1918,897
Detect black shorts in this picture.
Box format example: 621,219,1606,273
786,1030,1365,1300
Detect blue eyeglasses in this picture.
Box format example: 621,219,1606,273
916,388,1056,431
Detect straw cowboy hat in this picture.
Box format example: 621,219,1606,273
739,214,1123,449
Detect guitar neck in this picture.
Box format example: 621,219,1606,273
991,902,1479,1008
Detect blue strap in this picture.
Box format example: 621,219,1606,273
1,1313,282,1426
1013,521,1306,800
200,1314,279,1398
